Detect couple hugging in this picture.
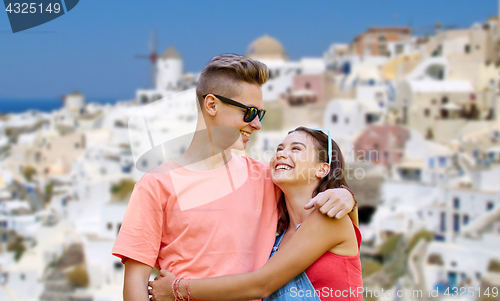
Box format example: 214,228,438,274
112,54,362,301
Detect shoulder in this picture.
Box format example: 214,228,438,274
306,209,355,240
239,156,272,176
133,163,175,201
239,156,275,186
240,155,270,170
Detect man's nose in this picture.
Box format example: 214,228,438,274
249,117,262,130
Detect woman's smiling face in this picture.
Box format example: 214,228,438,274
270,131,326,186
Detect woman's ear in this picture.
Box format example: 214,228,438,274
204,94,217,117
316,162,330,179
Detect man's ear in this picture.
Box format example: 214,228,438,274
316,163,330,179
204,94,217,118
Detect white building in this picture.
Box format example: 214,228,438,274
156,46,183,91
64,91,86,114
324,100,365,141
246,34,327,101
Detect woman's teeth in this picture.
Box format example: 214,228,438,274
276,164,291,170
240,131,250,137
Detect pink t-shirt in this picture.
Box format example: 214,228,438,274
112,154,280,279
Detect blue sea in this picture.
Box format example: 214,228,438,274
0,98,122,114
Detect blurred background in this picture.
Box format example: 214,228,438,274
1,1,500,300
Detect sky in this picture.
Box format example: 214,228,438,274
0,0,497,100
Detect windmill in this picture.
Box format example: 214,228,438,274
135,28,159,88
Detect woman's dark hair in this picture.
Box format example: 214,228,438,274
276,127,348,234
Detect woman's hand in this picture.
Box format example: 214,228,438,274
148,269,177,301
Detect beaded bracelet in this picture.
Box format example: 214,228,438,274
176,278,185,301
171,278,179,301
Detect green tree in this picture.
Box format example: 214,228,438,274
67,265,89,288
426,128,434,140
111,179,136,201
44,183,54,205
408,230,434,252
23,166,37,182
8,236,26,262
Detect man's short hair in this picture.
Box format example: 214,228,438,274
196,54,269,110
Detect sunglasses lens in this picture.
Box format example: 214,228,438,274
244,108,258,122
258,110,266,121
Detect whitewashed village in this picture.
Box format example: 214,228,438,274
1,6,500,301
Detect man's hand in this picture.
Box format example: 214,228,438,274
304,188,354,219
148,269,177,301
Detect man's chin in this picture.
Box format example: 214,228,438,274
226,141,246,151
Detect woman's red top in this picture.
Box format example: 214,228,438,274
305,221,363,300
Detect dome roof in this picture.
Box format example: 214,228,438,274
246,34,288,61
159,46,182,60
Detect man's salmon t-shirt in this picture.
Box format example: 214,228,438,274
112,154,280,279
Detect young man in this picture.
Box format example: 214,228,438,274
112,54,356,301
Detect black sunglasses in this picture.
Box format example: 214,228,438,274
203,94,266,123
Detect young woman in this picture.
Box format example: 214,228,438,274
149,127,363,301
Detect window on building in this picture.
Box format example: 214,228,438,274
427,253,444,265
268,85,273,91
464,44,471,53
440,212,446,232
463,214,469,225
332,114,337,123
74,143,79,149
432,45,443,57
305,82,311,89
431,99,437,105
441,97,449,104
364,46,371,56
424,108,430,117
114,262,123,270
439,157,447,167
378,44,388,56
453,197,460,209
107,222,113,231
440,108,449,119
453,214,460,233
345,117,349,124
487,202,494,211
395,44,404,55
461,273,467,284
429,158,435,169
20,274,25,281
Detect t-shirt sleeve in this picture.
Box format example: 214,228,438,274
112,183,163,268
